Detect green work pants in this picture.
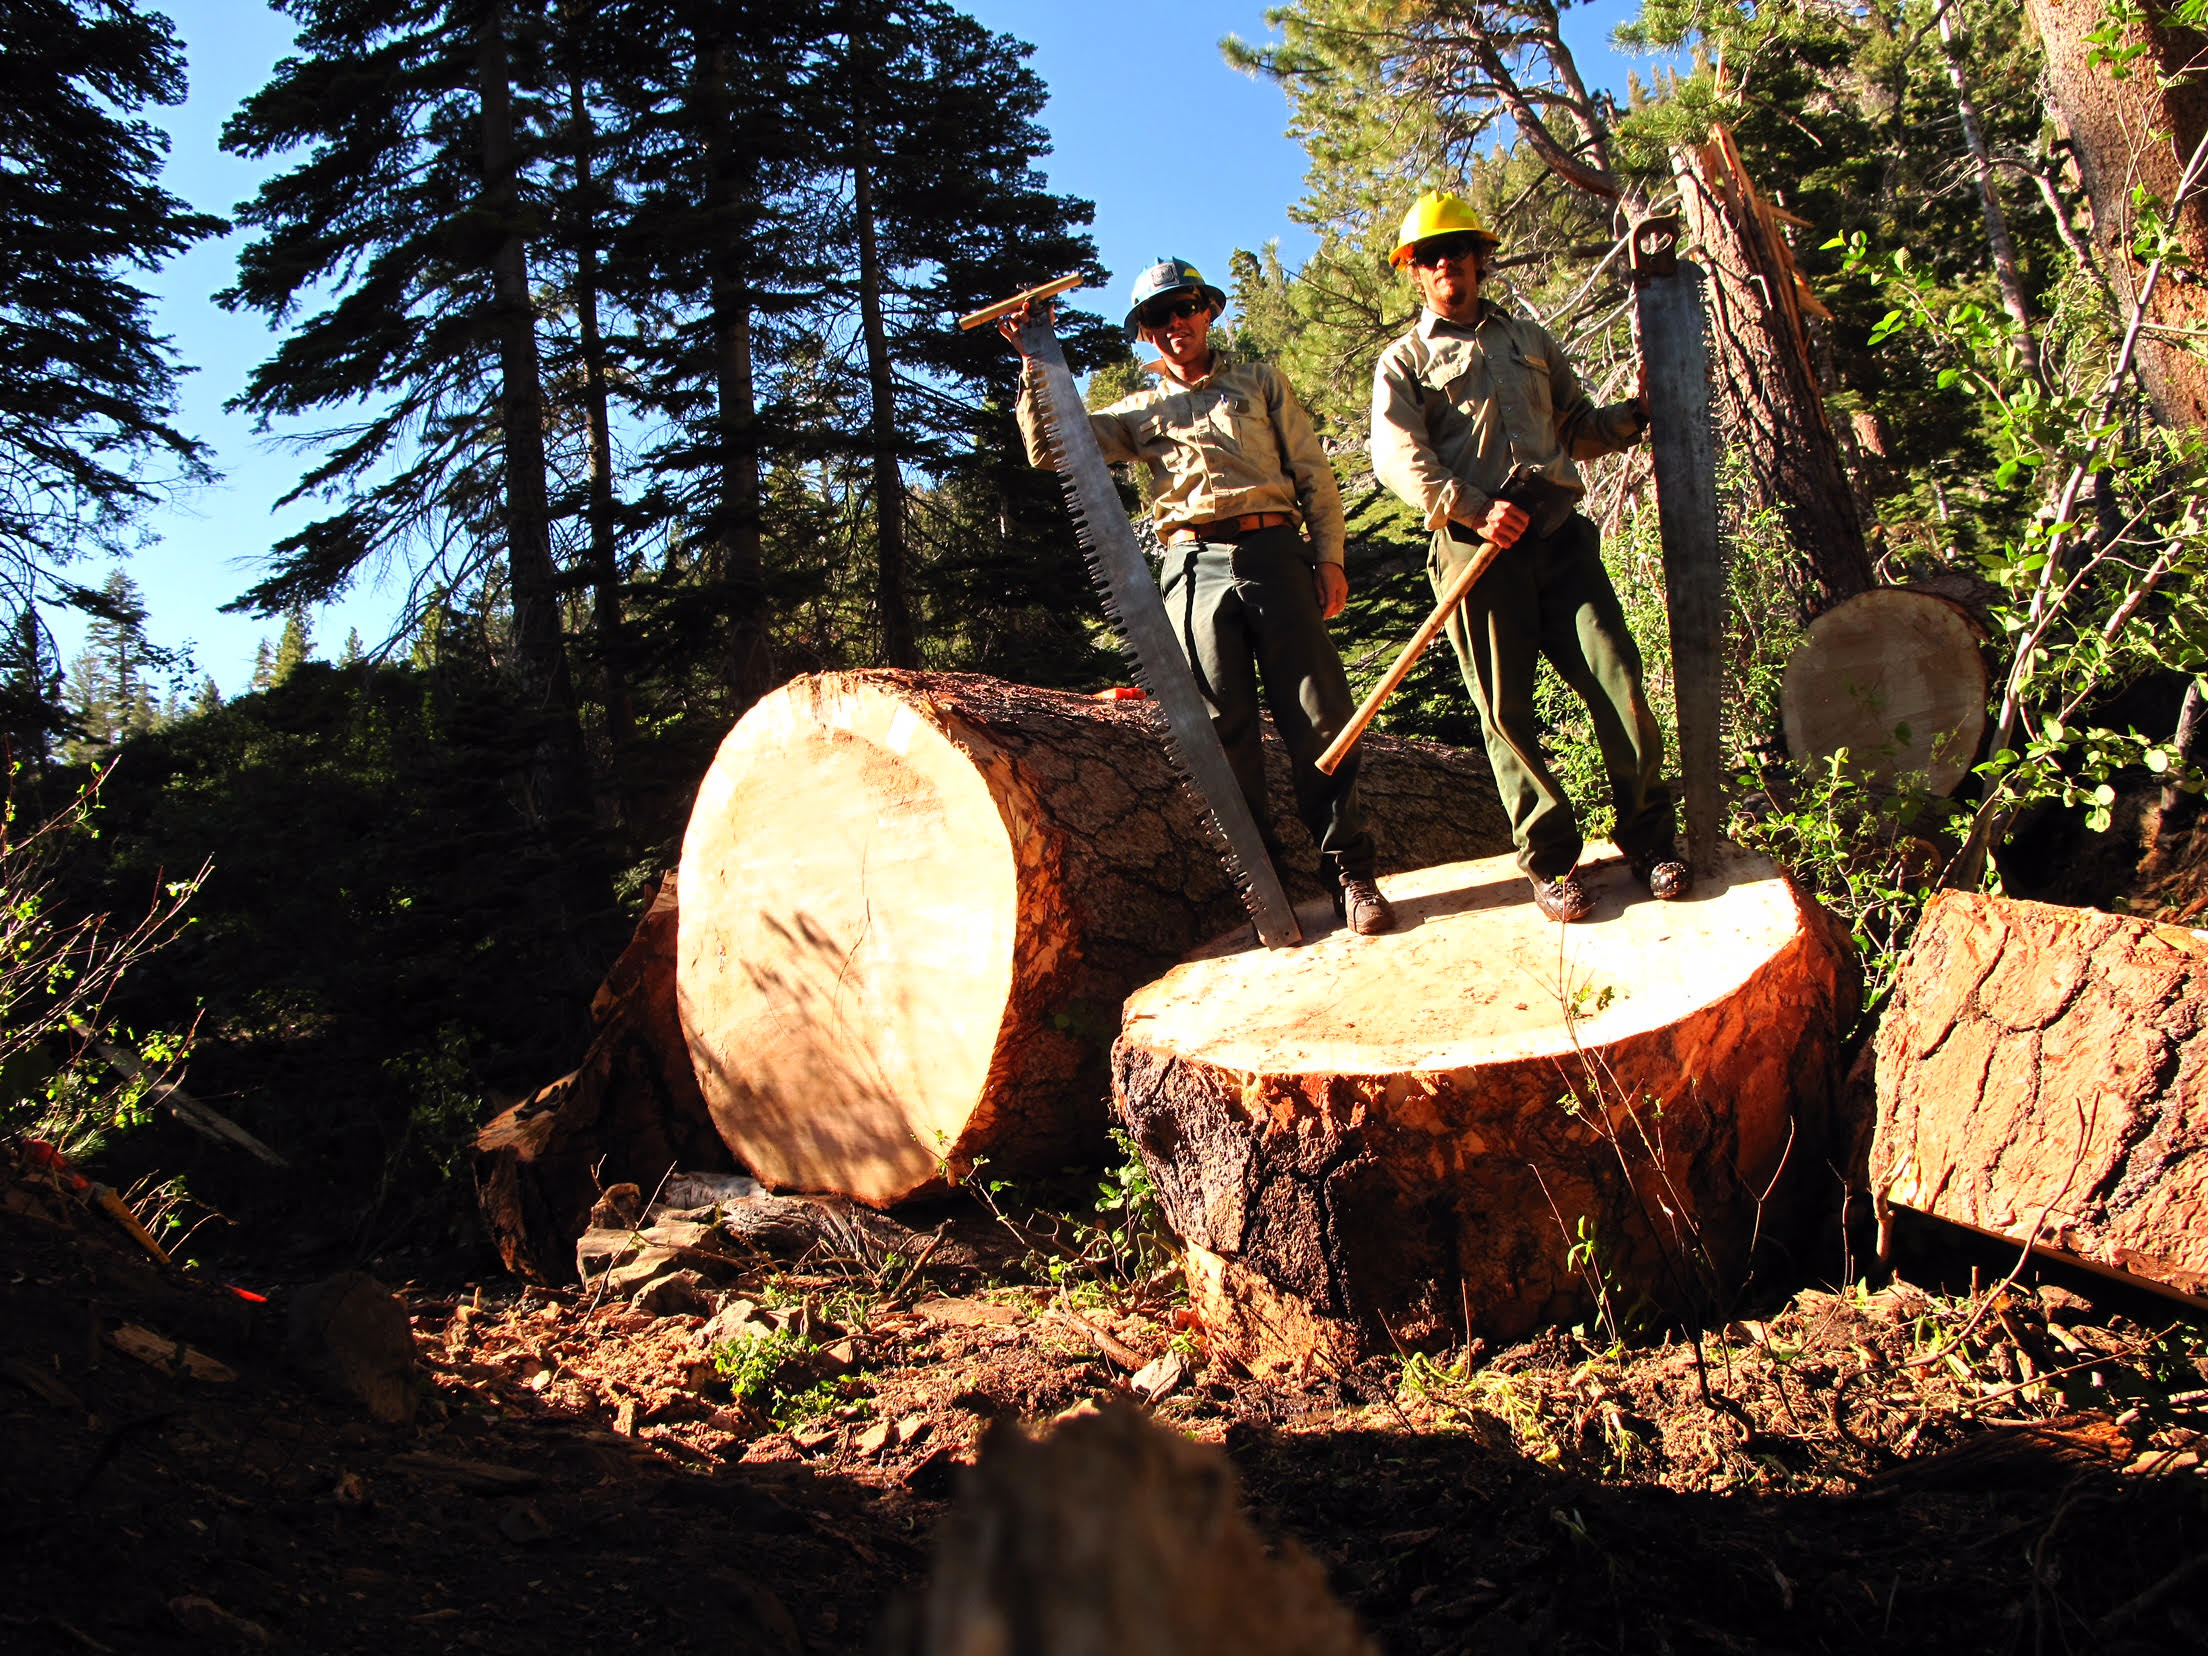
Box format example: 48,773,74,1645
1431,512,1673,879
1158,527,1377,882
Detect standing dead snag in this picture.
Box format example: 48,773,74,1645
1114,845,1856,1374
675,670,1512,1206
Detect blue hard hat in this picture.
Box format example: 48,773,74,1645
1123,257,1227,340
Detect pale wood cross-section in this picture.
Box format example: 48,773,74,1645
1781,587,1989,795
1114,843,1855,1374
676,670,1513,1207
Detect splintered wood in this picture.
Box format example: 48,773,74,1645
1871,892,2208,1305
1114,843,1856,1373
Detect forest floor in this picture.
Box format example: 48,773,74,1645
2,1140,2204,1656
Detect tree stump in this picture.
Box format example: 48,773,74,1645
1870,892,2208,1305
1113,844,1856,1374
1781,588,1988,794
676,670,1511,1206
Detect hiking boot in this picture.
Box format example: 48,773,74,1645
1529,872,1595,923
1334,875,1397,936
1625,842,1692,901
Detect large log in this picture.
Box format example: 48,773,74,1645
677,670,1510,1205
1869,891,2208,1305
1113,844,1855,1374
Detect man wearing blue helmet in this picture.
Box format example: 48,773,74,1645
999,258,1393,935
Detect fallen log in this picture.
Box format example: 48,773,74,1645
1113,844,1855,1374
1869,892,2208,1306
1780,588,1988,794
676,670,1511,1206
475,873,737,1281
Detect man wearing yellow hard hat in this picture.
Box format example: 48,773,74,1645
999,258,1394,935
1369,191,1685,923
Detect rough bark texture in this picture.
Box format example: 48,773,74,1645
1676,127,1875,620
877,1402,1378,1656
1114,846,1857,1374
475,874,735,1281
1780,588,1990,794
678,671,1512,1206
1869,891,2208,1304
2030,0,2208,434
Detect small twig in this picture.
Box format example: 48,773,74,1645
886,1225,949,1301
1053,1304,1145,1373
2097,1548,2208,1631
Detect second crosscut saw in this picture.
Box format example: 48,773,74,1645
960,279,1301,947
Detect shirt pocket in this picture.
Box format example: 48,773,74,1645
1509,343,1555,431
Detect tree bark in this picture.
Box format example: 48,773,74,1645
698,37,775,708
1939,3,2044,384
2027,0,2208,432
1676,130,1876,620
1870,891,2208,1306
852,91,916,668
479,0,592,825
1114,844,1856,1373
565,62,635,763
675,670,1515,1206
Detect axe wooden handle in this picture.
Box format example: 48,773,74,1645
957,272,1084,332
1316,533,1504,775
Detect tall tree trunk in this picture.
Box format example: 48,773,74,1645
1938,3,2044,385
699,38,774,707
478,0,592,827
2027,0,2208,433
565,64,635,762
1676,130,1876,620
851,78,916,668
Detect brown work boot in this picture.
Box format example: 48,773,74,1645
1334,875,1397,935
1625,841,1692,901
1529,872,1595,923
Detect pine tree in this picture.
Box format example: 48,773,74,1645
62,570,162,758
249,638,275,693
0,2,221,624
272,608,313,684
339,627,364,667
221,0,594,825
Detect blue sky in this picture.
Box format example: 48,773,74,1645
101,0,1653,694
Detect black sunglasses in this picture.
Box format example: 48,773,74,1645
1410,234,1486,268
1138,293,1212,328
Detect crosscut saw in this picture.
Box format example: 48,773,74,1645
958,277,1302,947
1629,219,1724,875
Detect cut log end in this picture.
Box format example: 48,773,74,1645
1781,588,1988,794
679,678,1023,1205
1115,843,1856,1374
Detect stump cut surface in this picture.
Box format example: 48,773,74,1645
1116,843,1854,1371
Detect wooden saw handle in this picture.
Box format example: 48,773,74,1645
957,272,1084,332
1316,532,1505,775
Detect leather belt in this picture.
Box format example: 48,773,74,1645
1166,511,1295,545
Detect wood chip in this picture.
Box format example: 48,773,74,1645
854,1419,893,1457
916,1297,1019,1328
386,1452,543,1492
0,1355,82,1409
106,1324,236,1382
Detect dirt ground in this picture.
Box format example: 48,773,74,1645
2,1140,2203,1656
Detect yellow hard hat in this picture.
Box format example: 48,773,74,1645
1390,191,1500,268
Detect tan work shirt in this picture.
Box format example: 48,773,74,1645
1017,348,1346,565
1369,305,1644,532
